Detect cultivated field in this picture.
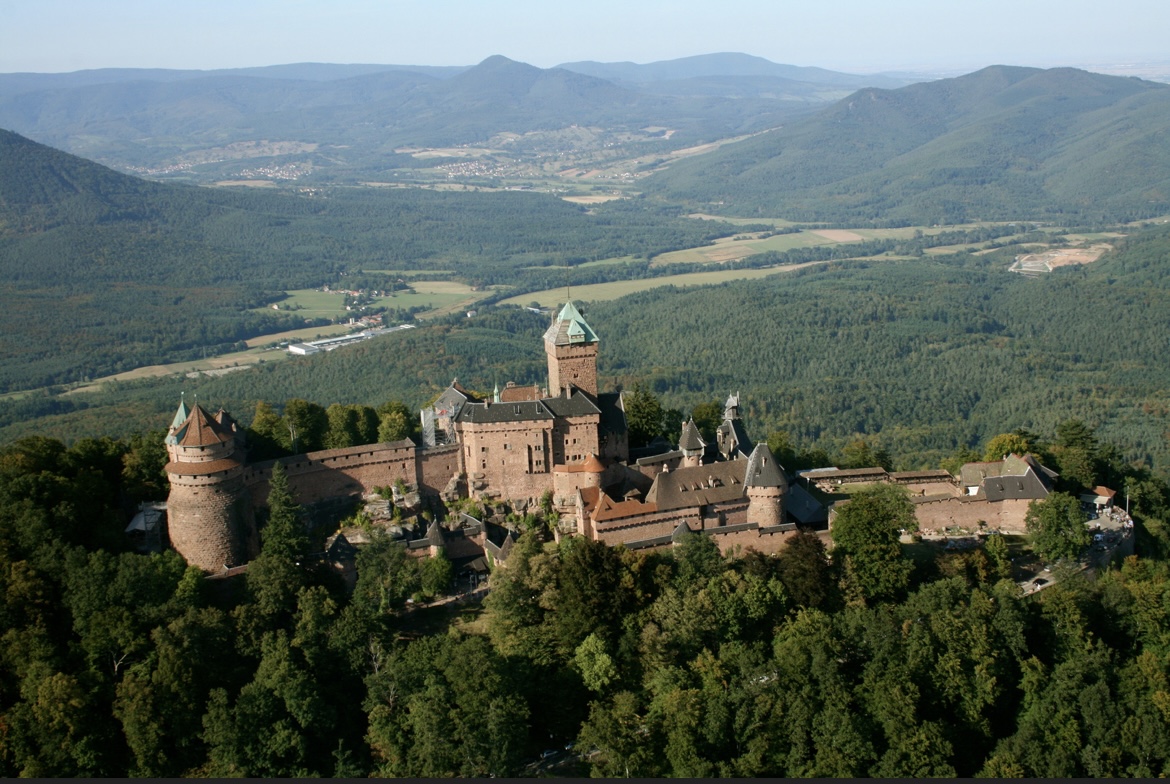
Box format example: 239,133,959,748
259,281,489,319
500,263,827,307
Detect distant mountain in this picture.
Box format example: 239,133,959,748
645,66,1170,223
0,55,838,177
556,52,910,88
0,63,466,97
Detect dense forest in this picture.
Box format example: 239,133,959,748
0,128,737,392
8,223,1169,476
646,66,1170,224
4,418,1170,776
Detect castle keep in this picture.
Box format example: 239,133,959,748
165,302,801,572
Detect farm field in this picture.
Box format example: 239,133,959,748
650,223,1008,266
501,262,827,307
259,281,491,319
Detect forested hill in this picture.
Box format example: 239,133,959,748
0,129,734,393
645,66,1170,224
0,55,824,173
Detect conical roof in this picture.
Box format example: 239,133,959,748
543,300,598,346
744,444,787,489
165,395,190,445
175,404,234,448
679,419,706,451
581,454,606,473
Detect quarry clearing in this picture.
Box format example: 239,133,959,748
1010,244,1112,275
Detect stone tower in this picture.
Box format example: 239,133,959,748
544,301,599,396
164,400,255,572
744,443,788,527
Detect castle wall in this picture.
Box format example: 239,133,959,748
913,497,1034,534
459,419,554,503
244,441,418,511
707,526,799,557
419,444,462,496
552,415,600,466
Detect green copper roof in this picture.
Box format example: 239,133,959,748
543,300,598,346
165,395,190,445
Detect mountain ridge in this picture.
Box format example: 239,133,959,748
645,65,1170,223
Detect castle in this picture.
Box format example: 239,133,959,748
164,302,806,572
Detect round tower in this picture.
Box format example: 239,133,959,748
164,401,255,571
744,443,788,528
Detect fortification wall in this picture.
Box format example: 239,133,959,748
914,497,1033,534
708,526,799,556
245,441,418,510
592,508,701,546
419,444,462,495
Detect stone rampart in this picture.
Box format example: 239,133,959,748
914,496,1033,534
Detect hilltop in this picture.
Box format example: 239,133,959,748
645,66,1170,223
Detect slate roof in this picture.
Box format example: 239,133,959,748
543,301,598,346
645,459,747,511
597,392,626,436
456,399,555,424
744,444,787,489
543,389,602,418
785,483,827,524
716,417,754,460
165,396,190,445
959,453,1056,502
679,419,706,451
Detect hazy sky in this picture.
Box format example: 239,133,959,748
3,0,1168,75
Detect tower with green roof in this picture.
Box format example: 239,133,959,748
543,300,599,396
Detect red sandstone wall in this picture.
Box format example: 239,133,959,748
914,497,1033,534
245,443,418,509
460,419,555,503
419,444,461,495
167,473,252,572
547,343,598,396
709,527,798,557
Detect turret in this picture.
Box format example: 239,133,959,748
678,418,706,468
744,443,787,527
543,300,599,396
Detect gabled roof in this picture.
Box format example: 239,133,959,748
679,419,706,452
716,417,754,460
744,444,787,490
591,491,658,523
174,404,234,448
646,459,747,511
542,388,602,418
543,301,598,346
433,382,481,416
959,453,1056,502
